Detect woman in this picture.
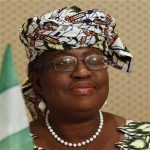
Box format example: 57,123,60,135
20,6,150,150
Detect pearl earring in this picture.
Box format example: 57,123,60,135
38,99,46,112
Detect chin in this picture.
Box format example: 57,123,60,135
70,96,105,112
68,86,109,111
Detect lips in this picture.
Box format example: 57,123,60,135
70,82,96,95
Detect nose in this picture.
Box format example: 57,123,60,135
71,61,92,78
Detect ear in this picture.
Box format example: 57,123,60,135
29,72,43,95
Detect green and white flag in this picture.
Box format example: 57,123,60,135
0,44,33,150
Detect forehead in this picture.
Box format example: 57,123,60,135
43,47,103,59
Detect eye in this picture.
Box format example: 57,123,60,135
86,55,107,66
54,56,76,69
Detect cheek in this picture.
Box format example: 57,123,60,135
96,69,109,87
96,71,109,99
40,72,69,99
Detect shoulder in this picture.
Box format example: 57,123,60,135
116,120,150,150
30,118,51,141
102,111,126,127
30,118,46,133
103,112,150,149
30,118,51,150
102,112,150,149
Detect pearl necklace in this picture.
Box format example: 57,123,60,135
45,110,104,147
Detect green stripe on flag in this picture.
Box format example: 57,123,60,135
0,44,33,150
0,128,33,150
0,44,19,93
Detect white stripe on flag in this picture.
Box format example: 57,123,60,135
0,86,28,141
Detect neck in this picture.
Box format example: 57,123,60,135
47,110,101,143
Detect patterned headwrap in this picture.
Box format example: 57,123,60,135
20,6,133,120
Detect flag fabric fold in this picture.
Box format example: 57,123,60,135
0,44,33,150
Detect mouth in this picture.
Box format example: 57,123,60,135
70,82,96,95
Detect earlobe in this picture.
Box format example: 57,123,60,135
29,72,43,95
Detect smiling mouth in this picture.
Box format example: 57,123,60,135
71,87,95,95
70,82,96,95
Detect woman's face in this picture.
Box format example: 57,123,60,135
35,47,109,115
